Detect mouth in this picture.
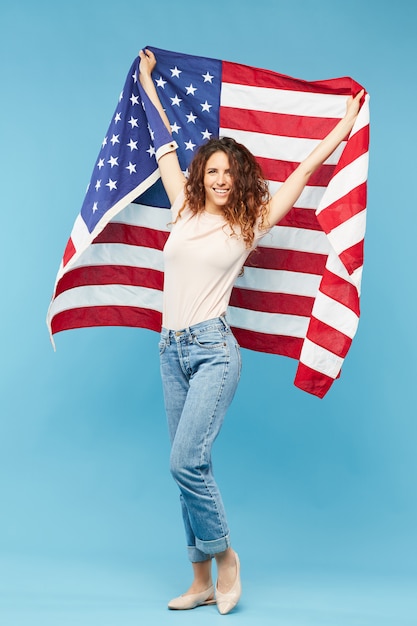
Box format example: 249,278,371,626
213,188,230,195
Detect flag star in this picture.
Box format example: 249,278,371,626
114,112,122,123
184,139,196,151
95,179,101,191
186,111,197,124
201,101,212,112
201,129,212,140
155,76,167,88
202,71,214,83
107,155,119,167
110,134,120,145
127,138,138,151
119,91,123,102
170,94,182,107
170,66,182,78
148,124,155,140
130,93,140,106
92,202,99,213
128,116,139,128
147,145,156,157
102,136,108,148
106,178,117,190
126,161,136,174
132,71,138,82
185,83,197,95
171,122,181,134
97,158,105,169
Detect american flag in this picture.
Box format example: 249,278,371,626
47,46,369,398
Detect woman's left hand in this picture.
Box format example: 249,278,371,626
345,89,365,121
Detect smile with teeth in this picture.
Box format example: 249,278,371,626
213,188,229,194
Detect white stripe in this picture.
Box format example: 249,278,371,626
317,153,369,213
312,293,359,339
235,266,321,297
268,181,328,210
221,83,348,118
327,211,366,254
49,284,163,317
259,224,330,254
220,127,345,165
112,203,171,229
227,306,309,338
67,243,164,272
299,338,344,378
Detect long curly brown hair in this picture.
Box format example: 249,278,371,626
179,137,271,248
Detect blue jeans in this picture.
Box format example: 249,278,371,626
159,316,241,562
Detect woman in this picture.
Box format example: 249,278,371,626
139,48,363,615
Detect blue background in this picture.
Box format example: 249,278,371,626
1,1,416,624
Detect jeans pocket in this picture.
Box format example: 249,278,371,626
159,338,168,355
193,329,225,349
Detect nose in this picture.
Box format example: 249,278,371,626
216,172,226,186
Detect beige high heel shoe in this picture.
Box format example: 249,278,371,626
168,584,216,610
216,552,241,615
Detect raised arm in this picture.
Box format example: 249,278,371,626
138,49,186,204
266,90,364,226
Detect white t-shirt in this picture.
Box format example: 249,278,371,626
162,191,269,330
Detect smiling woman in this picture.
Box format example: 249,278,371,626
137,47,363,614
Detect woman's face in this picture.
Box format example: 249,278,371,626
203,151,233,214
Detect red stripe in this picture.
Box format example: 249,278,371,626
230,287,314,317
93,223,168,250
319,270,360,316
220,106,338,139
317,183,367,234
294,362,335,399
232,327,302,359
333,125,370,175
256,156,335,187
277,207,321,230
246,246,326,274
222,60,361,94
51,306,162,335
54,265,164,297
340,240,364,275
306,316,352,358
63,237,76,266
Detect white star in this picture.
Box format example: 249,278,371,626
170,94,182,107
147,145,156,157
102,136,108,148
128,116,138,128
114,112,122,123
130,93,140,106
126,161,136,174
119,91,123,102
186,83,197,95
202,71,214,83
201,129,212,140
156,76,167,88
110,134,120,145
127,138,138,151
92,202,99,213
186,111,197,124
170,66,182,78
107,155,119,167
132,70,138,83
106,178,117,190
171,122,181,134
201,101,212,112
148,124,155,140
97,158,105,169
184,139,196,151
95,179,101,191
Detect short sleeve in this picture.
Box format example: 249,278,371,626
170,188,186,221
